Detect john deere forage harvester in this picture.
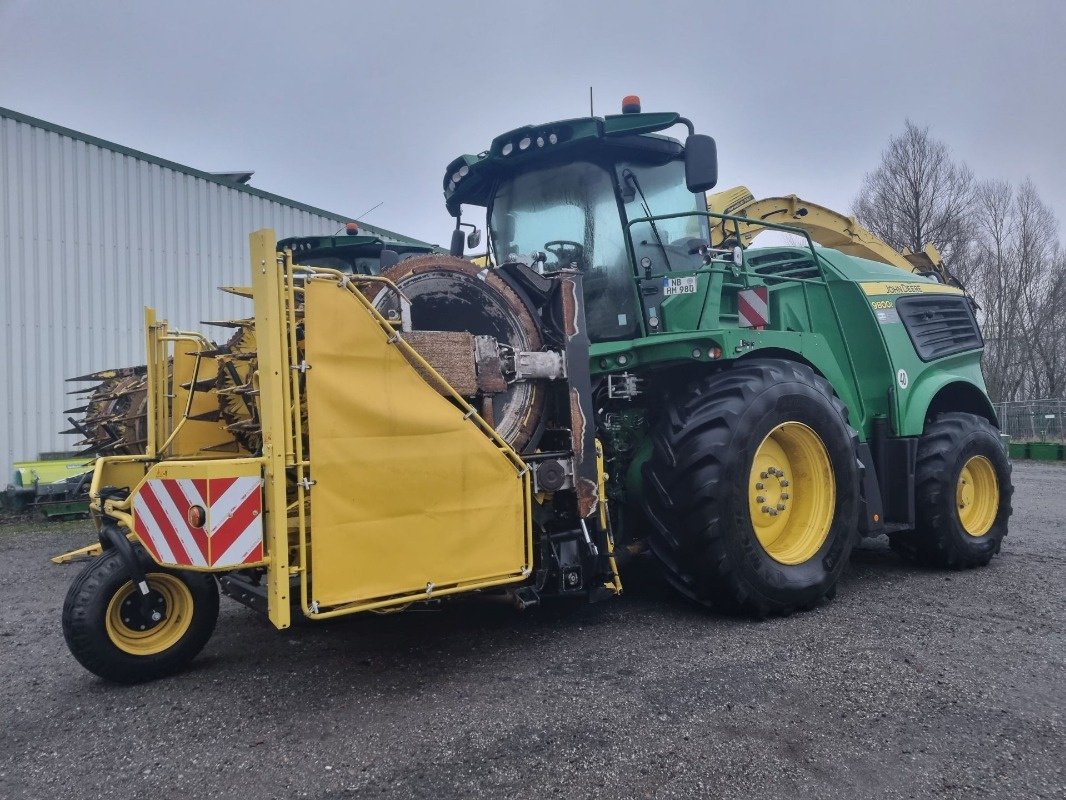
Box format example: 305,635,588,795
58,99,1010,682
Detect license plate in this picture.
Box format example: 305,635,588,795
663,276,698,296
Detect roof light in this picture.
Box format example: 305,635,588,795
548,132,558,145
519,136,531,150
502,142,513,156
345,222,359,235
622,95,641,114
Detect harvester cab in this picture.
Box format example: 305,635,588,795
56,99,1011,683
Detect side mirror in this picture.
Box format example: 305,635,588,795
450,228,465,257
684,134,718,193
467,228,482,249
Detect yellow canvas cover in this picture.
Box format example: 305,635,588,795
302,280,530,608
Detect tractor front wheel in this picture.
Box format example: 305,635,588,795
642,360,859,616
62,548,219,683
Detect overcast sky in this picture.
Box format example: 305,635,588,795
2,0,1063,246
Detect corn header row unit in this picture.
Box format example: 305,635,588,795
56,99,1011,683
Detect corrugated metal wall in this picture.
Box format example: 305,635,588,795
0,109,424,468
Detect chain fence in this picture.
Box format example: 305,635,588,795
994,399,1066,443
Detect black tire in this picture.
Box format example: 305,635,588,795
889,412,1012,568
62,548,219,683
642,360,859,616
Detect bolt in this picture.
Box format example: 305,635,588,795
780,480,790,487
756,482,765,490
151,611,162,622
781,493,790,500
756,495,766,504
769,509,779,516
777,503,786,511
762,505,771,514
760,471,769,480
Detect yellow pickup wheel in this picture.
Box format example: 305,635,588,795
62,548,219,683
891,413,1012,568
642,360,859,617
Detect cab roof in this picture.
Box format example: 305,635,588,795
444,111,688,215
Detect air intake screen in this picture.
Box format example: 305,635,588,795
896,294,983,361
748,251,821,283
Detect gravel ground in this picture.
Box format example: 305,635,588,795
0,460,1062,799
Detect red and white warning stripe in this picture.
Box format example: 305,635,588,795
737,286,769,329
133,476,263,569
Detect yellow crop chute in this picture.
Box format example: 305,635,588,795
707,186,950,283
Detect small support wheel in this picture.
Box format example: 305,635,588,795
62,548,219,683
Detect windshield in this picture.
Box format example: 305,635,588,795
490,161,637,341
618,158,707,274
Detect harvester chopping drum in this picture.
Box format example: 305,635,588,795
55,100,1011,682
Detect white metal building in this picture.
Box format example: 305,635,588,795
0,106,435,468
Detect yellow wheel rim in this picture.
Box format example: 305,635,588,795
105,573,194,656
748,422,836,565
956,455,999,537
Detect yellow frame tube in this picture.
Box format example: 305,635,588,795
251,230,293,629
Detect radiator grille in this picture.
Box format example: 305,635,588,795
896,294,983,361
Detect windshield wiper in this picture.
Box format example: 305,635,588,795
622,169,671,273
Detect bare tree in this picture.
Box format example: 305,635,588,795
852,121,975,273
1013,180,1063,398
854,121,1064,405
970,180,1025,400
968,178,1062,402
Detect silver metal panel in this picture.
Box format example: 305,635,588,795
0,112,402,467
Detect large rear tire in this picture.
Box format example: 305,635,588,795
62,548,219,683
889,412,1012,568
642,360,859,616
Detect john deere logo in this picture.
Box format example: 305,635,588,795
897,369,909,389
